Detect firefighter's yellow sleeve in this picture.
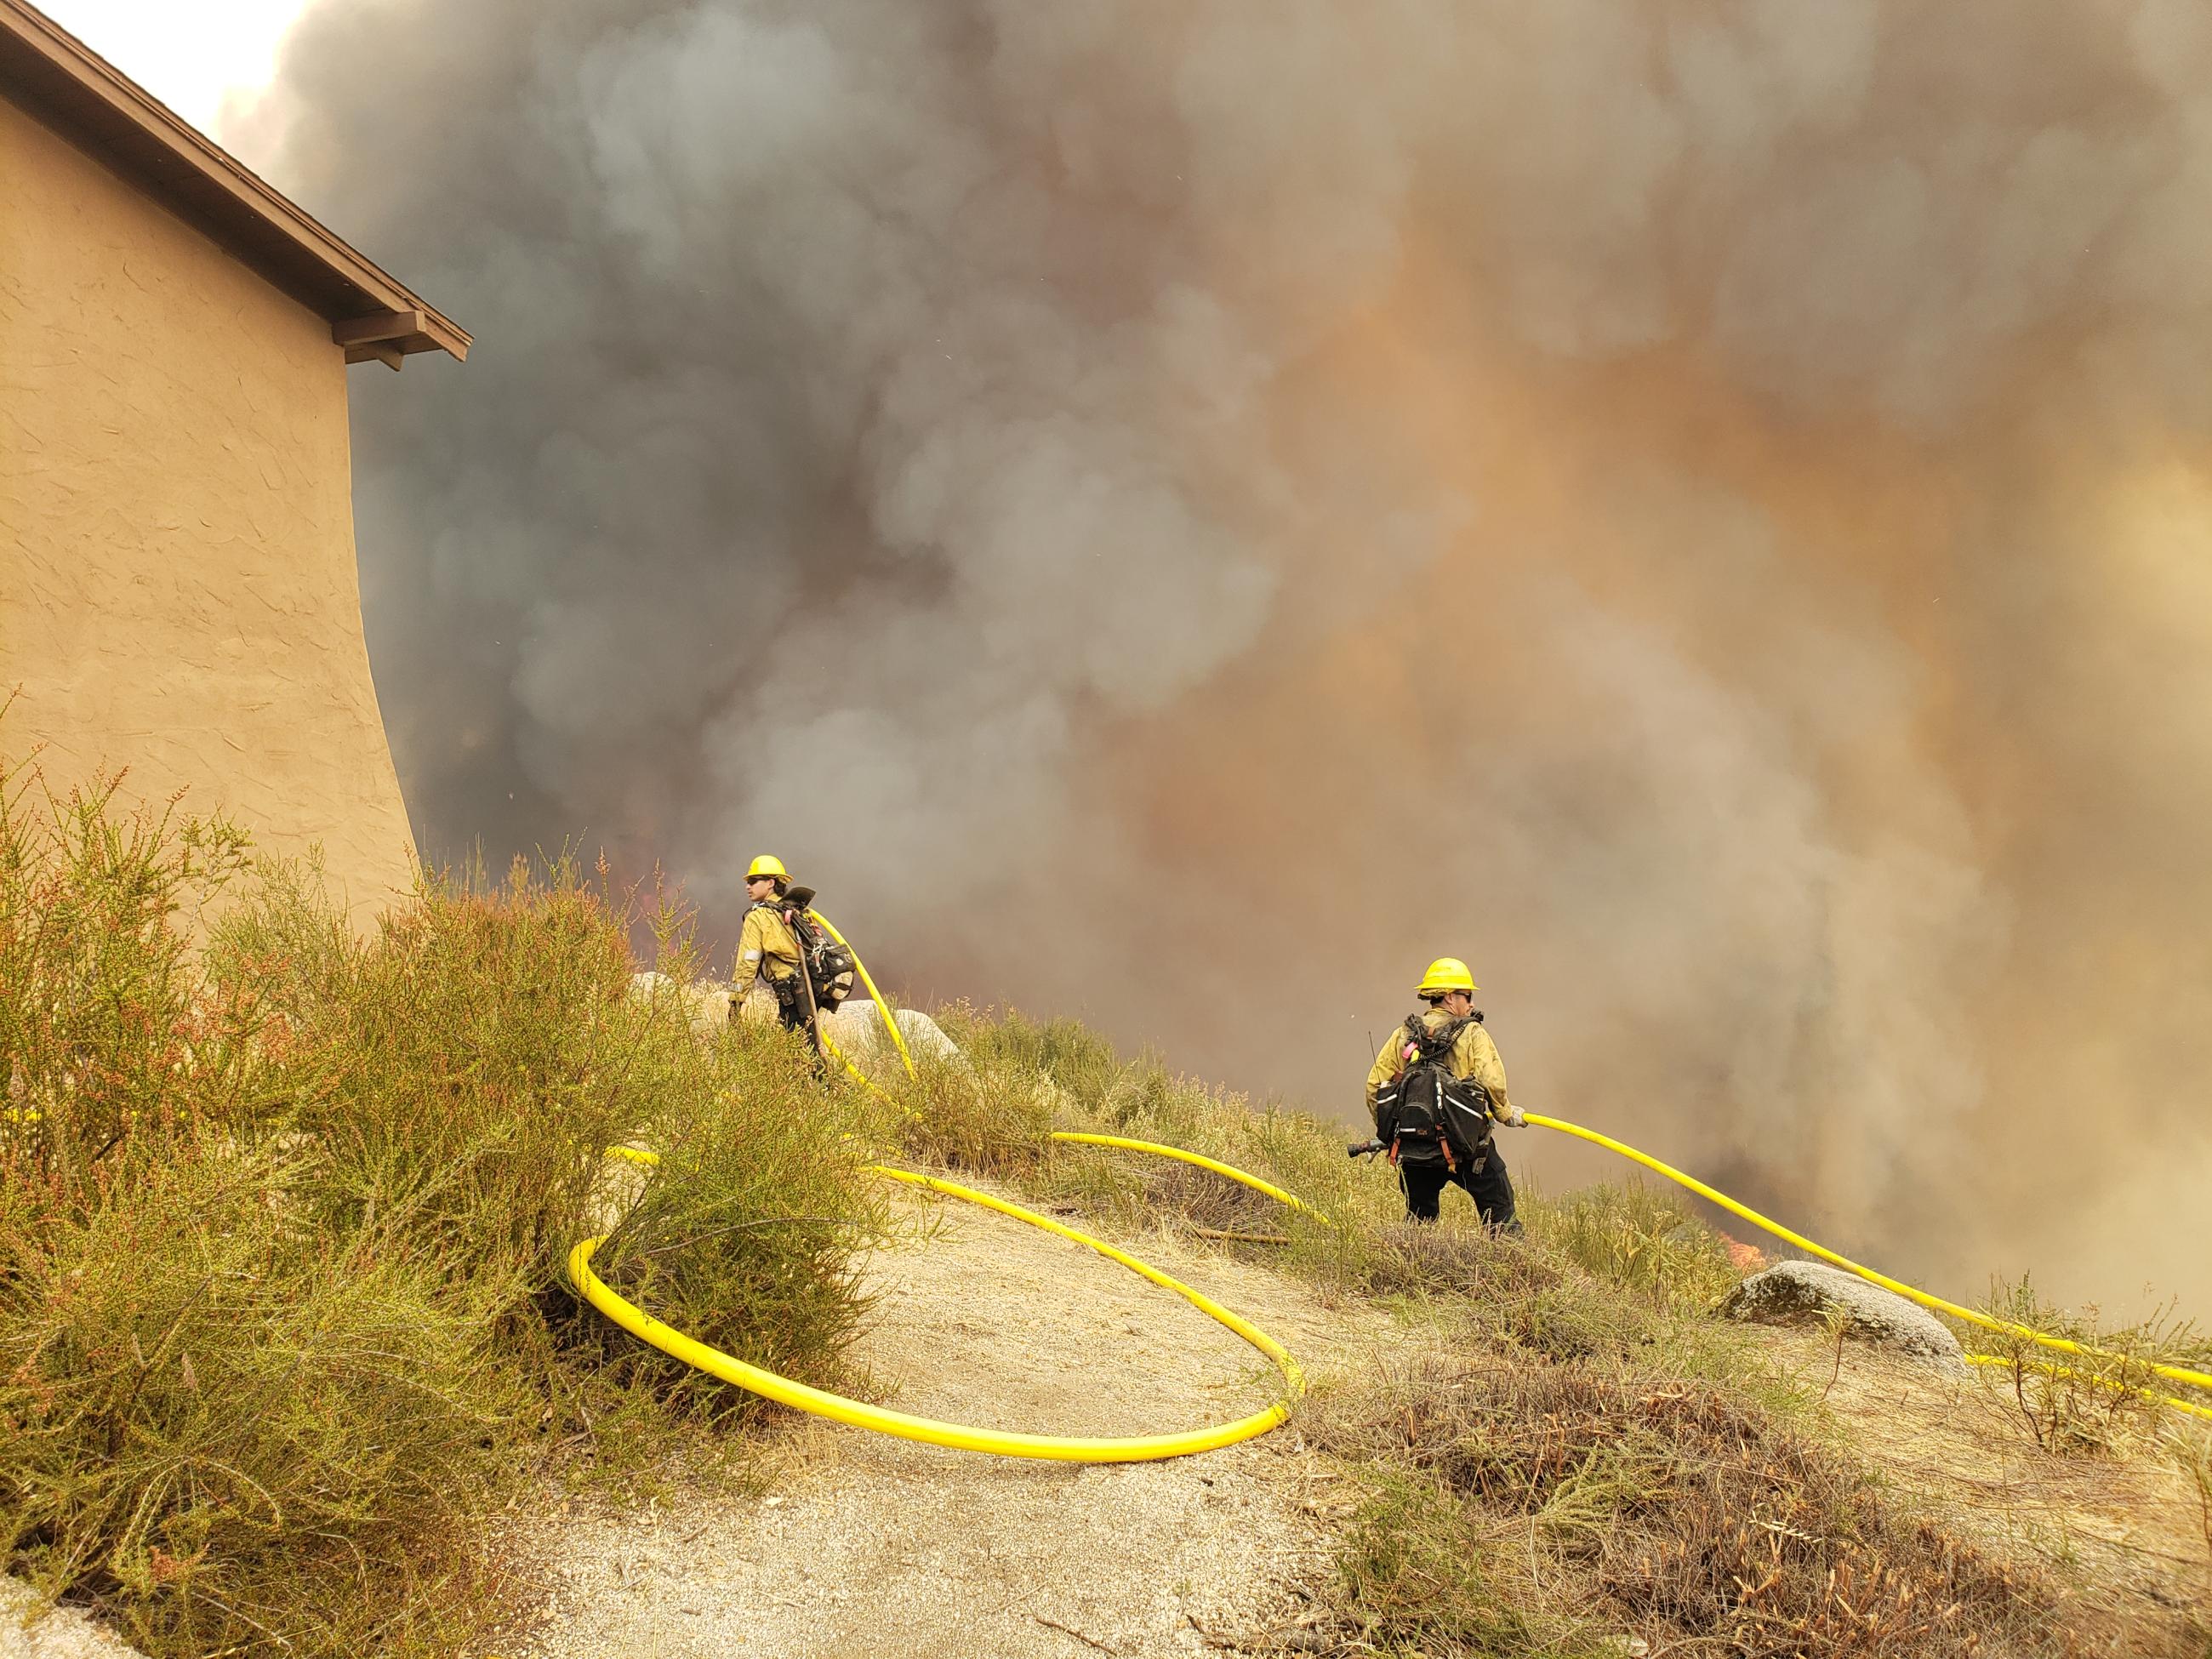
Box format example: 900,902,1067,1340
736,905,800,983
1452,1023,1512,1120
1365,1024,1411,1129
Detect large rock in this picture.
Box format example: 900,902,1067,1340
629,972,735,1033
1720,1260,1964,1366
820,1003,964,1075
627,973,966,1080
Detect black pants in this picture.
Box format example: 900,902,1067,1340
772,985,811,1035
772,981,824,1070
734,978,820,1052
1400,1141,1519,1231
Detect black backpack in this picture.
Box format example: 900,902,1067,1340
1375,1010,1493,1171
773,887,856,1011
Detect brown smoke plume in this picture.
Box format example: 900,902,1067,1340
250,0,2212,1314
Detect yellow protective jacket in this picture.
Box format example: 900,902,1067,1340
736,899,801,985
1365,1009,1514,1133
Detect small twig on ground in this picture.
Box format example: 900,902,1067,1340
1194,1228,1291,1246
1820,1304,1849,1406
1183,1611,1246,1650
1035,1614,1119,1653
2010,1354,2048,1449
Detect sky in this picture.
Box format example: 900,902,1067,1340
34,0,307,140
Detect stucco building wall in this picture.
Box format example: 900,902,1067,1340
0,90,417,920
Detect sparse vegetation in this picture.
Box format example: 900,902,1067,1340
0,761,881,1657
1970,1275,2212,1456
2164,1421,2212,1587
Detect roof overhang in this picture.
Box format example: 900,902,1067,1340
0,0,469,368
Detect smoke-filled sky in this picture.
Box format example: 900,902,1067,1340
251,0,2212,1316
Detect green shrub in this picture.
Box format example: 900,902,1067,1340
0,767,267,1196
887,1040,1057,1175
1,761,881,1656
0,1137,515,1658
585,1027,888,1416
214,854,651,1271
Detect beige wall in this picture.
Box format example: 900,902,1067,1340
0,92,417,921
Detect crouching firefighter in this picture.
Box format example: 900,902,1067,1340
733,853,858,1062
1363,956,1526,1230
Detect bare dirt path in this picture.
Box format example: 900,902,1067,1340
514,1181,1401,1659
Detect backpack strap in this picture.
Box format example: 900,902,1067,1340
1402,1010,1470,1064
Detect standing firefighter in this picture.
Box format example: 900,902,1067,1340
735,854,812,1043
1364,956,1526,1230
733,855,860,1063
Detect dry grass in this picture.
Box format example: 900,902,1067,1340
1530,1177,1743,1314
2170,1422,2212,1575
1750,1324,2212,1656
887,1044,1058,1175
1311,1353,2072,1659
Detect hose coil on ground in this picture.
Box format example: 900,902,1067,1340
571,1142,1307,1463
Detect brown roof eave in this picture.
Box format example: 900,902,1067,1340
0,0,469,364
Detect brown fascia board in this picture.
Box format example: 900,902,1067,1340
0,0,469,364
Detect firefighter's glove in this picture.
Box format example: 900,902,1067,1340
1498,1107,1528,1128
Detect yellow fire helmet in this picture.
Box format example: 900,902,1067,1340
1414,956,1478,996
745,854,789,883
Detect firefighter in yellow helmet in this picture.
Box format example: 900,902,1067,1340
735,855,812,1041
1363,956,1526,1229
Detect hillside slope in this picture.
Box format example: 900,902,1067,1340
512,1164,2212,1659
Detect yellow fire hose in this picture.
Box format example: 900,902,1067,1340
808,909,915,1080
571,1145,1304,1461
1525,1113,2212,1414
1960,1353,2212,1422
1047,1132,1320,1217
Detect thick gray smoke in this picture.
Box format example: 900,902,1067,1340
253,0,2212,1314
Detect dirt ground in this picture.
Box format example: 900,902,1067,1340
510,1183,1398,1659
